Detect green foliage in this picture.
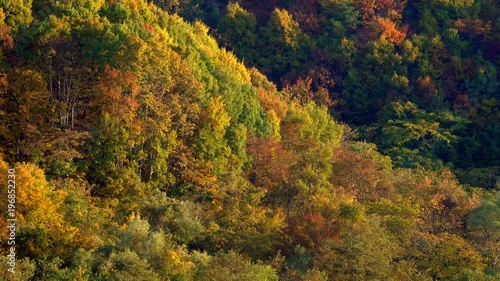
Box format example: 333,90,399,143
140,192,205,244
349,141,393,170
204,177,285,260
455,167,499,189
0,256,35,281
217,3,257,63
99,249,161,281
203,0,500,182
320,0,360,29
409,232,486,280
99,2,130,24
278,102,342,214
257,8,312,80
0,0,497,280
195,251,279,281
0,0,33,31
467,192,500,268
316,216,401,280
283,102,343,147
376,101,467,169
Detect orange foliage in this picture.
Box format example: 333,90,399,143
416,170,480,234
287,211,338,249
144,22,156,34
257,87,289,119
94,66,141,127
283,77,333,106
0,24,13,51
331,147,394,201
356,0,376,21
247,136,295,192
355,0,407,20
375,17,406,44
0,8,13,57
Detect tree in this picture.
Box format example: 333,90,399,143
315,216,404,280
0,0,33,32
258,8,311,81
0,256,35,281
1,68,51,161
217,3,257,64
409,232,485,280
194,95,232,178
99,249,161,281
0,8,13,64
203,177,285,260
320,0,360,29
375,101,467,169
195,251,279,281
0,160,78,260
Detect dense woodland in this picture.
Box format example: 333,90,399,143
0,0,498,280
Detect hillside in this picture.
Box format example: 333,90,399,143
0,0,498,280
176,0,500,188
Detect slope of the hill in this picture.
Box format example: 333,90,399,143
175,0,499,189
0,1,498,280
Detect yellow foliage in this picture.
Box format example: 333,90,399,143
216,49,251,85
15,163,74,232
48,15,70,34
0,159,78,257
206,96,231,134
0,161,54,225
165,248,195,277
268,110,282,141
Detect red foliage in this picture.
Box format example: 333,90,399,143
453,94,471,112
454,19,491,39
286,211,338,249
415,76,438,108
356,0,376,21
290,0,324,35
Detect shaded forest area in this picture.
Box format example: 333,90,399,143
0,0,498,280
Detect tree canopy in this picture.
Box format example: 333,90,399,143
0,0,498,280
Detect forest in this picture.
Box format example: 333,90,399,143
0,0,498,280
